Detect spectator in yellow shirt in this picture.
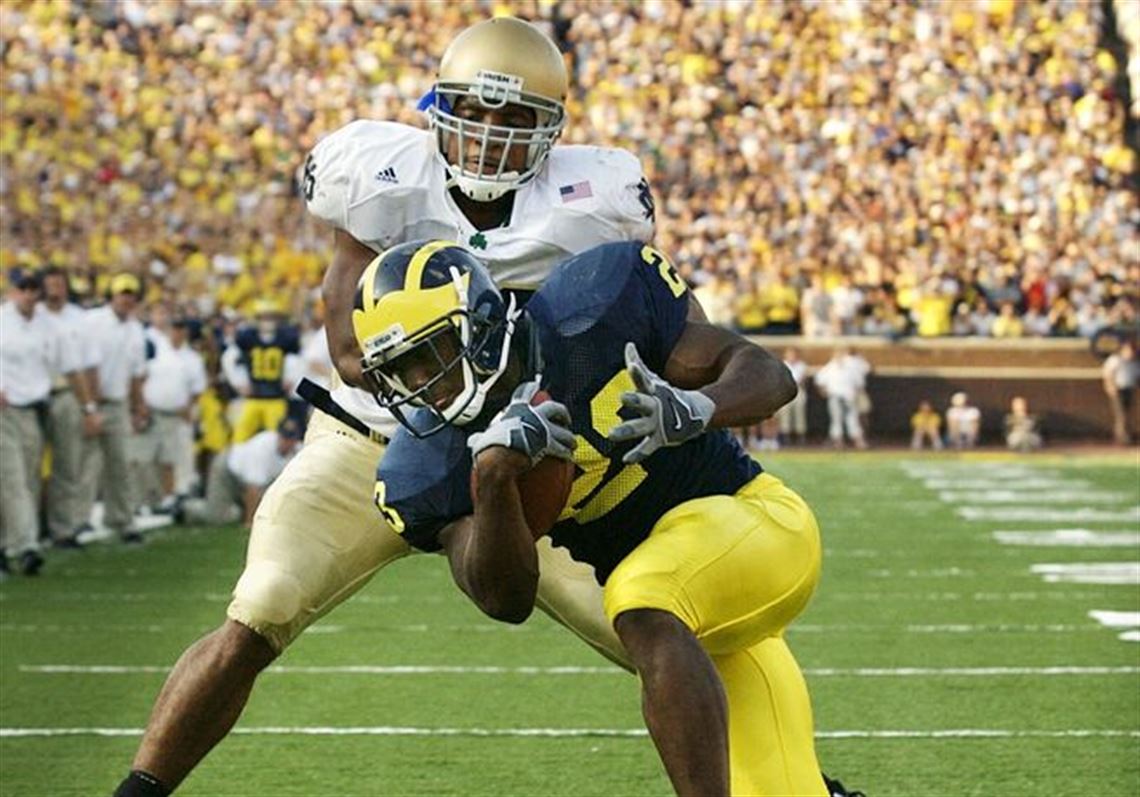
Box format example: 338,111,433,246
758,272,801,334
991,302,1026,338
911,400,944,450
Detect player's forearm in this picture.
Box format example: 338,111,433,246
702,345,796,427
322,230,375,388
465,454,539,624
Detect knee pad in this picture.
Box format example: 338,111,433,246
228,560,305,652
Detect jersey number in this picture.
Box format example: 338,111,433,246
641,245,685,298
374,481,406,533
561,370,648,524
250,347,284,381
302,155,317,201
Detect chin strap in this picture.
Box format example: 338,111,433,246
454,291,519,425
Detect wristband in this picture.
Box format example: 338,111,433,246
83,402,98,415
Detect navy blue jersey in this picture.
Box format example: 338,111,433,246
235,326,300,399
377,241,762,584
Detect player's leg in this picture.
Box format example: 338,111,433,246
533,538,630,669
230,399,264,443
613,608,729,796
713,636,823,796
122,413,407,793
261,398,288,433
604,472,826,797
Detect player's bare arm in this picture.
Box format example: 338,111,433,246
322,229,377,387
438,448,539,624
664,308,798,427
441,384,578,622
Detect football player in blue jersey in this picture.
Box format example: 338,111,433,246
356,239,833,796
226,300,301,442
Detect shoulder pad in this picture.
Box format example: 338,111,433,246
545,146,655,241
234,327,257,349
303,120,434,235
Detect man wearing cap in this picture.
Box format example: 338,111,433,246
77,273,149,544
40,266,103,548
0,269,93,575
178,418,302,528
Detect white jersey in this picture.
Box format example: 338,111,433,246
304,119,655,436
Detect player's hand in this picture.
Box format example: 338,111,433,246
468,380,577,467
608,342,715,464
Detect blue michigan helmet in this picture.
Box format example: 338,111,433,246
352,240,517,437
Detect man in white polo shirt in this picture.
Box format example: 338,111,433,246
179,418,302,528
40,266,102,548
0,268,95,575
79,273,149,544
139,318,207,512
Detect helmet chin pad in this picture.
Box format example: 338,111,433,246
452,171,522,202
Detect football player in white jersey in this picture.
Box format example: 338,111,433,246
113,17,655,797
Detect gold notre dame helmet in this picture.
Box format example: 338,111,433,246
423,17,569,202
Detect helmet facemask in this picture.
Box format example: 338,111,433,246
360,267,519,438
426,70,566,202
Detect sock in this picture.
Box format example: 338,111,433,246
112,770,171,797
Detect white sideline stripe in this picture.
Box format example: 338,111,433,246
923,479,1085,490
1089,611,1140,628
993,530,1140,547
941,491,1132,504
958,507,1140,522
18,664,1140,677
1,726,1137,740
903,467,1059,479
1031,563,1140,585
1121,631,1140,642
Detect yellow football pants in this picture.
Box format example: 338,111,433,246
604,472,826,797
232,397,288,443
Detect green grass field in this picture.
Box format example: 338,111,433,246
2,452,1138,797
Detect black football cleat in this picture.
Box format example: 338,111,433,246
18,550,44,576
52,535,85,551
823,772,866,797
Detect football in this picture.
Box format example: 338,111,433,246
470,390,576,539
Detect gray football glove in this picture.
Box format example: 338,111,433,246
607,342,716,464
468,380,577,466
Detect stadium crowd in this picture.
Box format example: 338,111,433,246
0,0,1136,338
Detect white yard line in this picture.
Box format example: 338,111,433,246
940,491,1132,504
923,479,1088,490
1089,610,1140,628
993,530,1140,547
957,507,1140,523
1,726,1137,740
18,664,1140,677
1030,563,1140,585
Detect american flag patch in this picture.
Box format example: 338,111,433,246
559,181,593,202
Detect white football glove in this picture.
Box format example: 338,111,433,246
468,380,577,466
607,342,716,464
